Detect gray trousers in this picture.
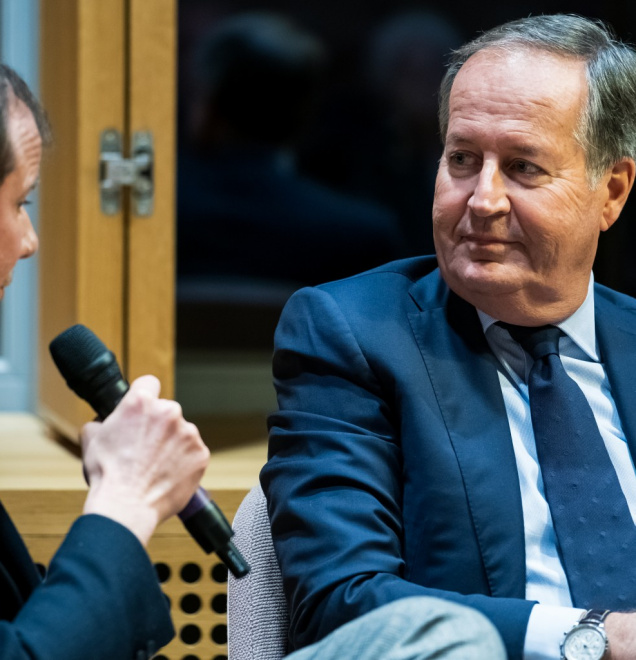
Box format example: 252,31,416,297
286,597,507,660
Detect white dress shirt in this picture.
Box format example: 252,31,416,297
477,275,636,659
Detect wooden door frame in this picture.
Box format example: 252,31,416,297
37,0,175,439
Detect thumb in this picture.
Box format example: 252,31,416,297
126,374,161,399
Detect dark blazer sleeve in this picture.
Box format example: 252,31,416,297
261,284,534,660
0,514,173,660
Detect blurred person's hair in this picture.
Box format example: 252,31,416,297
195,12,326,145
369,11,462,97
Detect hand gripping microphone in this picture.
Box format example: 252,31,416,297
49,324,250,578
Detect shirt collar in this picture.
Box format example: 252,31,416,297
476,273,598,361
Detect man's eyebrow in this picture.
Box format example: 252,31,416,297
445,133,546,157
512,144,545,157
445,132,471,145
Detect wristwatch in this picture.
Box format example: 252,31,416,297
561,609,610,660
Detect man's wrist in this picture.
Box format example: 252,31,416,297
83,484,159,547
603,611,636,660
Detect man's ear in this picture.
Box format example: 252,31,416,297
601,158,636,231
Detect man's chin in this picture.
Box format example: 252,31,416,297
441,261,532,306
447,260,527,290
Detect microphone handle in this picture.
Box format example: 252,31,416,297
180,487,250,577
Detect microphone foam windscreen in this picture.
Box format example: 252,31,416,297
49,324,107,380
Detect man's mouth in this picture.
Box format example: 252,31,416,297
463,234,511,245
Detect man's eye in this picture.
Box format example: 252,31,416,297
448,152,476,167
511,160,542,175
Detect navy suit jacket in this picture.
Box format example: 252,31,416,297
0,502,173,659
261,256,636,660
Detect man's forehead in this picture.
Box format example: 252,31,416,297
8,96,38,128
2,94,43,190
8,98,41,147
453,46,587,93
448,47,588,128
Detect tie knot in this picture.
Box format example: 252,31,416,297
498,322,561,360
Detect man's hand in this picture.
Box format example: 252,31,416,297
80,375,210,546
603,612,636,659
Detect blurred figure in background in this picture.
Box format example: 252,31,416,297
177,12,404,289
363,11,463,255
302,11,462,257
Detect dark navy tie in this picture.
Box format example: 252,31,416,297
500,323,636,609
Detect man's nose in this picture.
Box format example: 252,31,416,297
21,219,39,259
468,163,510,218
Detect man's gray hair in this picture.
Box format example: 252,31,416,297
438,14,636,186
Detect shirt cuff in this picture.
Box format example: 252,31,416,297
523,604,585,660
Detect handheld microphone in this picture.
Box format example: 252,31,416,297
49,324,250,578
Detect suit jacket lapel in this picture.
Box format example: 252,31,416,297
408,271,526,598
595,290,636,463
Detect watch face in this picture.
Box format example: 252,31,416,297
563,625,606,660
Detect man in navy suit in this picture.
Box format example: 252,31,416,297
262,14,636,660
0,65,210,658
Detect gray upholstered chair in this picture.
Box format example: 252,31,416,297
228,484,290,659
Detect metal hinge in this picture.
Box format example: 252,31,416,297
99,129,154,216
